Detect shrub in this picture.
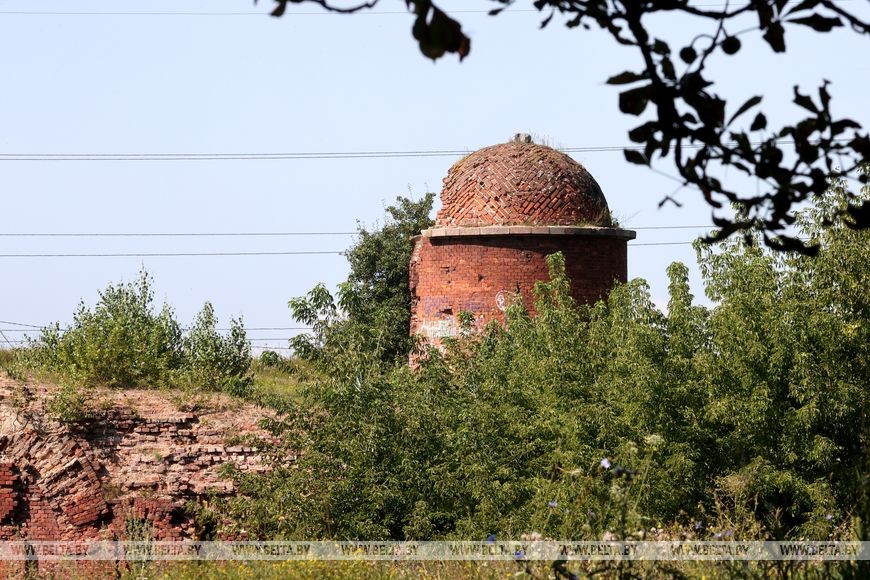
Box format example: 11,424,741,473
258,350,282,368
182,302,252,396
223,180,868,542
47,383,92,423
27,270,182,389
23,269,252,397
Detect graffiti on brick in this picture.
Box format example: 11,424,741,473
418,318,458,339
495,291,523,312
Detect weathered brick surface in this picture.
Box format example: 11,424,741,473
409,234,628,345
436,141,611,227
0,463,16,522
0,382,285,547
412,137,631,350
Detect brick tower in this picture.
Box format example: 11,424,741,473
409,135,635,346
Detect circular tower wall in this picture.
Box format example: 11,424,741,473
410,137,635,345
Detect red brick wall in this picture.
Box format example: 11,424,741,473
0,463,16,523
410,234,627,344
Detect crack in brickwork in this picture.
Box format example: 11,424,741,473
436,142,610,228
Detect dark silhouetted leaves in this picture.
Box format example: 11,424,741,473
661,57,676,81
762,22,786,52
624,149,649,165
793,87,819,113
721,36,741,55
619,85,652,116
679,46,697,64
764,235,820,256
849,136,870,158
412,5,470,61
628,121,658,143
750,113,768,131
846,199,870,229
262,0,870,243
729,95,763,125
651,38,670,55
606,70,647,85
268,0,287,17
788,14,843,32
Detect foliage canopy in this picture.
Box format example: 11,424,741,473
289,193,435,365
223,179,869,544
24,269,253,396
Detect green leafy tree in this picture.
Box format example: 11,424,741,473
289,193,435,364
25,269,254,396
29,269,182,389
228,178,868,544
183,302,253,396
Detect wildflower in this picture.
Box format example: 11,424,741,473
613,465,634,480
694,521,702,531
825,514,834,522
714,532,722,539
600,458,612,469
548,500,559,508
588,510,596,519
725,529,733,537
486,533,497,543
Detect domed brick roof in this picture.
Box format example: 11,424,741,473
435,137,611,228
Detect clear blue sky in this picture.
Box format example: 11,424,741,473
1,0,867,352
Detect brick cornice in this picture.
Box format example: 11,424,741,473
421,226,636,240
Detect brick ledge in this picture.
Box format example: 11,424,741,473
420,226,636,240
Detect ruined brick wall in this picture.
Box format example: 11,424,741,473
0,380,281,544
409,230,631,344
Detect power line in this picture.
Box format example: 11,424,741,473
0,243,694,258
0,250,344,258
630,241,695,246
0,329,17,349
632,225,709,230
0,9,541,17
0,231,357,238
0,148,610,161
0,241,701,258
0,225,710,237
0,3,843,17
0,139,834,162
0,320,43,328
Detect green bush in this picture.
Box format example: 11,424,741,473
27,270,182,389
182,302,252,396
24,269,252,396
221,180,868,543
258,350,282,368
47,383,92,423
